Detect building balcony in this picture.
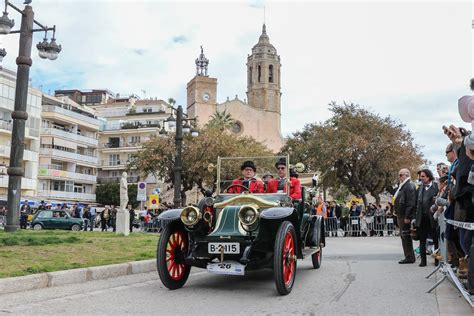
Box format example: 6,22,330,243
42,105,100,127
37,190,96,202
38,166,97,183
0,177,37,190
97,176,140,184
0,145,38,162
39,148,98,165
0,120,12,132
42,128,98,147
99,142,141,151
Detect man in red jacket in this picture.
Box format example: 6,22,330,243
227,160,264,194
266,159,302,200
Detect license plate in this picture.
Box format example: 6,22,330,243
207,261,245,276
208,242,240,254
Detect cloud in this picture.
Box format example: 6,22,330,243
172,35,189,44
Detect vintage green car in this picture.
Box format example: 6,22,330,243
156,156,325,295
31,209,83,231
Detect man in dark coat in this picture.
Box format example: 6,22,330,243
415,169,439,267
394,168,417,264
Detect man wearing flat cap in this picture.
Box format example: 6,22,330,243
266,158,302,200
228,160,264,194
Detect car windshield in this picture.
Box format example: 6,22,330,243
217,155,290,195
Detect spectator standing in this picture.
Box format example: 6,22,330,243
394,168,417,264
414,169,439,267
110,205,117,232
128,204,135,233
82,207,90,232
88,206,96,231
101,206,110,232
20,200,30,229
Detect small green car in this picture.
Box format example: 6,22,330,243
31,209,83,231
156,156,325,295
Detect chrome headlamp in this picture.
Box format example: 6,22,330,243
180,206,202,226
238,205,259,226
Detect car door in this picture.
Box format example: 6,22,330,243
56,211,72,229
37,210,54,228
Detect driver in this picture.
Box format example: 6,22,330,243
266,158,302,200
228,160,264,194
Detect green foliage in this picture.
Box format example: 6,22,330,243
207,109,235,131
282,102,424,206
95,183,139,207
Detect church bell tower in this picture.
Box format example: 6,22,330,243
187,46,217,126
246,24,281,114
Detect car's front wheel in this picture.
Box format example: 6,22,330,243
71,224,81,231
33,223,42,230
274,221,297,295
157,225,191,290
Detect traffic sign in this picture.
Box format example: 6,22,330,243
137,181,147,201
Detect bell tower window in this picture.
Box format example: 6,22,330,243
249,67,252,84
269,65,274,83
258,65,261,83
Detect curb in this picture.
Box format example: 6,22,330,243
0,259,156,295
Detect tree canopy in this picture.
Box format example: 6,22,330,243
131,126,272,205
95,183,139,208
281,102,424,205
206,109,235,131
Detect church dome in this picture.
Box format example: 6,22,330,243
252,24,277,55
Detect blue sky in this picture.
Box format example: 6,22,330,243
0,0,472,170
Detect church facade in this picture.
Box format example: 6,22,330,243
186,24,285,152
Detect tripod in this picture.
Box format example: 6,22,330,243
425,216,474,307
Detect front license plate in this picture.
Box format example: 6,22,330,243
207,261,245,276
208,242,240,254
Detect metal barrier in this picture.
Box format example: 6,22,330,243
325,215,398,237
143,217,160,233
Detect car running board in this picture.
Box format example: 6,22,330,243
302,246,320,259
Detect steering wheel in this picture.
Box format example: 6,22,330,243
224,184,250,193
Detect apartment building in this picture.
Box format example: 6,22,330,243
54,89,116,107
0,68,41,202
94,96,171,192
37,94,100,203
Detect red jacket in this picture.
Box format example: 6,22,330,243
266,177,302,200
228,177,264,194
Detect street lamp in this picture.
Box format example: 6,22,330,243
3,0,61,232
165,105,198,207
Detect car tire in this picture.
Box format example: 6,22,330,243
312,248,322,269
274,221,297,295
33,223,42,230
157,224,191,290
71,224,81,231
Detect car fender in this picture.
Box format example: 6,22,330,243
157,208,182,230
260,207,294,220
311,215,325,247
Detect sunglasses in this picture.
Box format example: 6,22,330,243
445,150,453,154
277,167,286,170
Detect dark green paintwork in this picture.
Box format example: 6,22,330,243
207,206,246,239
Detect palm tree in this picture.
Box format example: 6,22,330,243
207,109,235,131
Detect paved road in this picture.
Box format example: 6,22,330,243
0,237,472,315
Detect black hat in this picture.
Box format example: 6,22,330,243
275,158,287,168
241,160,256,172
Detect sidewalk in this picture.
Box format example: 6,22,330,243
0,259,156,295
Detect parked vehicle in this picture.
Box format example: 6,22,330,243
31,209,84,231
156,156,325,295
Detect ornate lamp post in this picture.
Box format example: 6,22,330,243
2,0,61,232
164,105,198,207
